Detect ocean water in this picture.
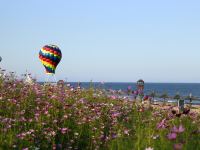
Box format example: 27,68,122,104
68,82,200,98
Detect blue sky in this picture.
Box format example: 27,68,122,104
0,0,200,82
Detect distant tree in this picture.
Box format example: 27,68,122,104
185,93,195,107
149,91,156,103
174,92,181,104
160,92,169,105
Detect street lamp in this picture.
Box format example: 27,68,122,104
189,93,192,105
136,79,144,102
137,79,144,91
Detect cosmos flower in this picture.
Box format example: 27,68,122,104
61,128,69,134
124,129,130,135
167,132,177,140
157,119,167,129
152,135,159,140
127,86,132,90
111,95,117,100
74,132,79,136
145,147,154,150
173,143,183,150
171,125,185,133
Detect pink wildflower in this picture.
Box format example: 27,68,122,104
171,125,185,133
173,143,183,150
167,132,177,140
61,128,69,134
124,129,130,135
111,95,116,100
145,147,154,150
157,119,167,129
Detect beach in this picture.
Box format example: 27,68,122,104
149,101,200,114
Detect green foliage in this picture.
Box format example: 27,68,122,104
174,92,181,101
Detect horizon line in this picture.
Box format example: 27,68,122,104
37,80,200,84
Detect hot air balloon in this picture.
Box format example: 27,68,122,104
39,44,62,74
0,56,2,62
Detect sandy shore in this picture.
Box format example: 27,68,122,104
141,101,200,114
190,105,200,113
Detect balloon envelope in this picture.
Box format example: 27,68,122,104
39,45,62,74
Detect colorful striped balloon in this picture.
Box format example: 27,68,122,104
39,44,62,74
